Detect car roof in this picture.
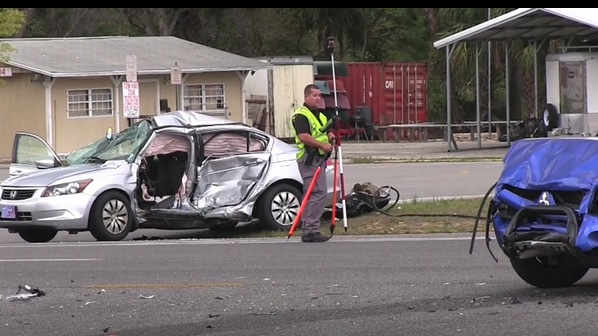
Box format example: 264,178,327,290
149,111,297,152
151,110,241,128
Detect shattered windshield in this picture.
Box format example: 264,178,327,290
65,120,153,165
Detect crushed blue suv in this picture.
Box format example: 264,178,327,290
472,137,598,288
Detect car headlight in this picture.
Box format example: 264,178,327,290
42,179,93,197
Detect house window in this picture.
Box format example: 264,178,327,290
183,84,225,111
67,88,113,118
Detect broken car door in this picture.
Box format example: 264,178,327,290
136,129,271,226
194,129,271,210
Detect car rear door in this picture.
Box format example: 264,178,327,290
8,132,64,178
195,152,271,208
138,129,272,224
194,129,272,208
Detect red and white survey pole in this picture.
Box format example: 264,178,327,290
326,37,348,232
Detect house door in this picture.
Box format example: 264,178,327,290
139,80,159,117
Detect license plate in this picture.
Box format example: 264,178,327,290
1,206,16,219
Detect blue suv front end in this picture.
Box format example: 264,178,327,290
472,137,598,288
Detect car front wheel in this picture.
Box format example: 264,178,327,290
258,183,302,231
17,229,57,243
88,191,133,241
510,255,589,288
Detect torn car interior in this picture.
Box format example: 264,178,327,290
134,130,271,229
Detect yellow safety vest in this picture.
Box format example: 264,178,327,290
292,105,329,159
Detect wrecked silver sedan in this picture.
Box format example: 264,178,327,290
0,111,338,243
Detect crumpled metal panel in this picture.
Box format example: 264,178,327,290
194,155,268,209
493,137,598,251
142,153,271,223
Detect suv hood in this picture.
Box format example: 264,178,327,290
498,137,598,192
2,164,118,187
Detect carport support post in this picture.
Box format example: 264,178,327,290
505,43,511,145
445,45,458,152
533,39,547,118
487,9,492,140
475,43,482,148
533,40,539,117
487,47,492,139
42,76,56,148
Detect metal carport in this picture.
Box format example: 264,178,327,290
433,8,598,152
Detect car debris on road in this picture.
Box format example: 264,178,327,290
5,284,45,302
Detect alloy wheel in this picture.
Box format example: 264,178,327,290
270,191,300,226
102,199,129,234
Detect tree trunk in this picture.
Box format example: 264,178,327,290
14,8,37,38
141,8,183,36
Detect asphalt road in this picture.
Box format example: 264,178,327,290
0,161,501,199
342,161,501,199
0,162,502,243
0,235,596,336
0,162,502,244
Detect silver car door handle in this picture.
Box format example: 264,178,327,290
244,159,262,166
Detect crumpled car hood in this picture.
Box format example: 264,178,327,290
497,138,598,192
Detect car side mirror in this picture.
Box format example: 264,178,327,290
106,127,114,140
35,158,57,169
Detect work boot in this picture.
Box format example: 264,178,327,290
301,232,331,242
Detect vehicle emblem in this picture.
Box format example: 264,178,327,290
9,190,17,200
538,191,550,206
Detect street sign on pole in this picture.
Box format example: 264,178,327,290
126,54,137,82
122,81,140,118
170,62,182,85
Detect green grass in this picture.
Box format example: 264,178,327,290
191,197,489,239
350,156,503,164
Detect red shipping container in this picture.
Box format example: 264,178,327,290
316,62,428,140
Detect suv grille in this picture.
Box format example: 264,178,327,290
1,189,37,200
504,185,585,209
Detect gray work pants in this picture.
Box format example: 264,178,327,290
297,155,327,234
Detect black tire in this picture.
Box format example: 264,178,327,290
257,183,302,231
541,103,559,131
88,191,134,241
510,255,589,288
17,229,57,243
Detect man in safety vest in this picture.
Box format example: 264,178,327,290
291,84,336,242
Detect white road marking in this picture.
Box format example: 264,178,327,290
401,177,426,181
0,258,100,262
0,236,486,249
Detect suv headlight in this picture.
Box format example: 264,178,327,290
42,179,93,197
